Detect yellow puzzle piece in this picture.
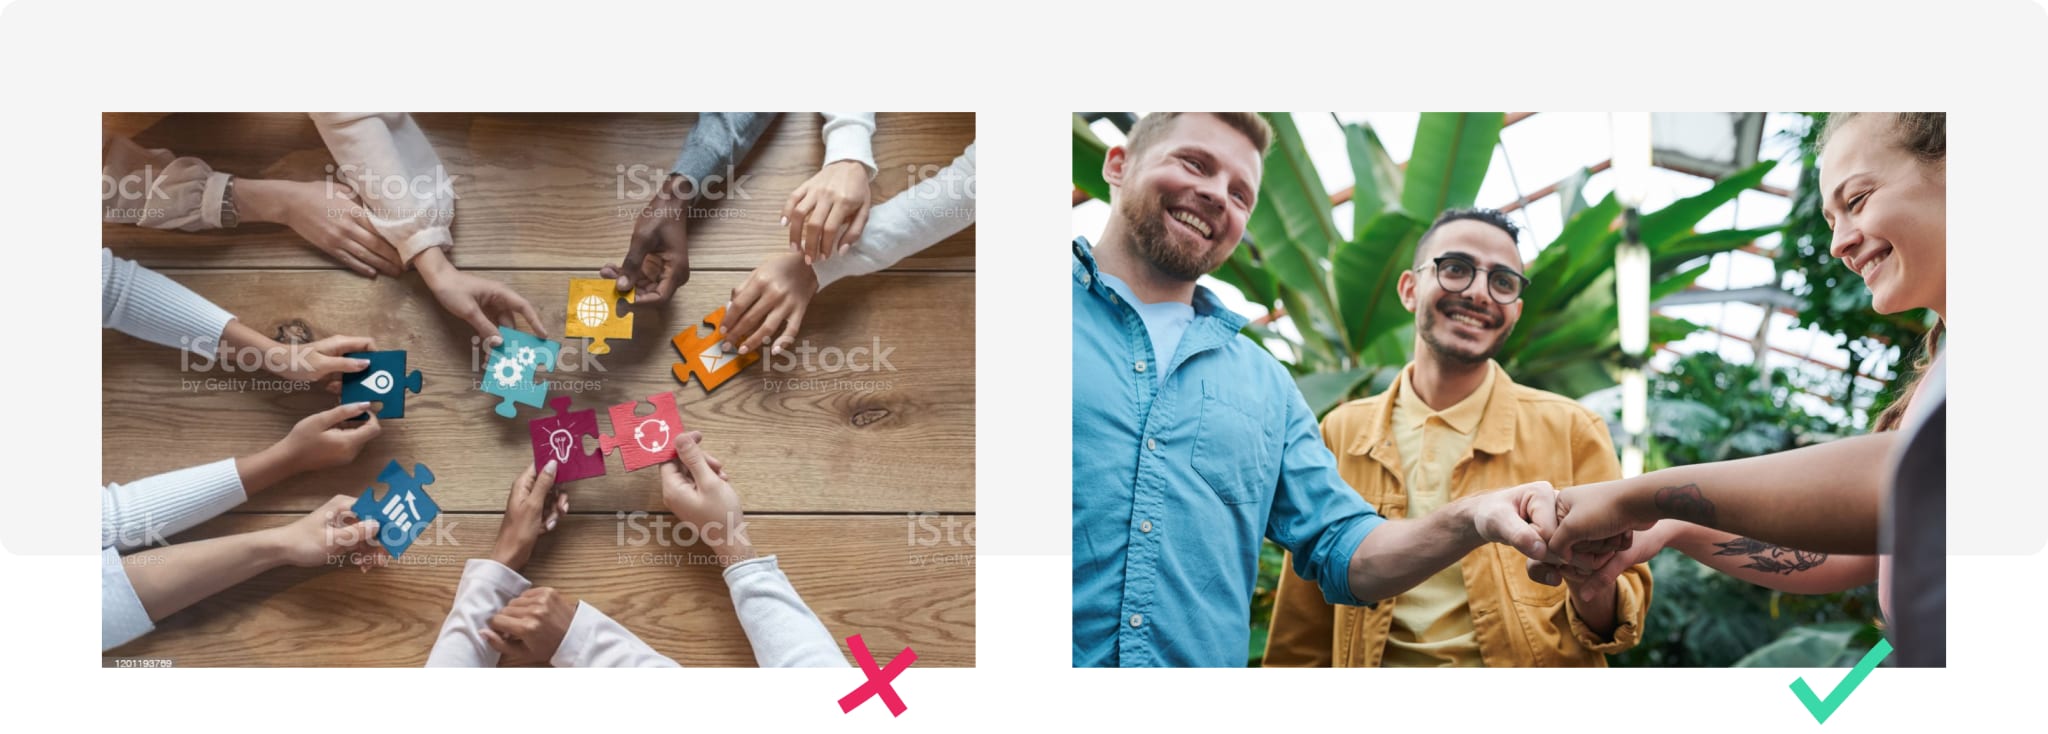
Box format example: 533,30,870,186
565,279,634,355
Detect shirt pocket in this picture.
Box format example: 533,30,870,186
1495,544,1567,607
1191,381,1274,505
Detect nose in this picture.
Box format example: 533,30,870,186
1828,221,1861,262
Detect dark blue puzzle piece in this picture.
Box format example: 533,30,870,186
353,460,440,558
340,351,423,419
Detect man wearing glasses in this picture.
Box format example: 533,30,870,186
1261,208,1651,667
1072,113,1617,668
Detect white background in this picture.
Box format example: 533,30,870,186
6,0,2044,730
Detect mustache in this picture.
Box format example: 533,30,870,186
1436,298,1500,326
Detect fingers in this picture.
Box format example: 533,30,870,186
651,251,687,303
802,197,830,264
738,304,790,357
674,433,719,486
461,307,504,348
314,401,376,428
1526,558,1563,587
1496,518,1548,563
841,204,871,256
511,292,548,340
480,628,519,658
343,413,383,452
771,302,806,356
321,335,377,356
724,291,779,356
817,201,851,262
785,189,815,252
530,459,559,506
723,277,766,351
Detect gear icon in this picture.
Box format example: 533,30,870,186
515,346,540,367
491,356,523,388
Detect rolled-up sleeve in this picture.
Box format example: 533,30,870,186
309,112,454,263
1265,369,1384,607
102,134,231,230
1564,409,1650,653
670,113,776,196
102,547,154,651
819,112,877,177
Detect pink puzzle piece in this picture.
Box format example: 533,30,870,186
528,396,606,483
601,392,686,472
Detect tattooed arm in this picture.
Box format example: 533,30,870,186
1658,521,1879,594
1546,432,1896,565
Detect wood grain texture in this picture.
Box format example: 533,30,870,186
99,269,974,513
102,113,974,272
100,113,975,667
102,514,976,667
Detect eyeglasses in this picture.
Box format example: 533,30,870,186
1419,255,1529,304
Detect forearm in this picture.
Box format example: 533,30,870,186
1346,500,1481,603
122,529,287,622
1608,433,1895,553
1661,521,1878,594
813,143,977,290
1566,577,1618,636
234,442,298,497
309,112,454,261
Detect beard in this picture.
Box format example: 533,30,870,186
1118,190,1231,281
1417,295,1509,365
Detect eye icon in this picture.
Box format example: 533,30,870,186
364,369,395,395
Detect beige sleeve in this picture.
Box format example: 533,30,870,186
101,134,232,230
308,113,455,263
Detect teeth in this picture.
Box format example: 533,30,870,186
1862,251,1889,278
1172,211,1212,238
1450,313,1486,327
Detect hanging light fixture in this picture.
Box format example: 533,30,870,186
1611,112,1653,478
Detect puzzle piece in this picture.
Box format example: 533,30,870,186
352,460,441,558
340,350,423,419
600,392,685,472
481,327,560,418
671,306,760,392
528,396,606,483
564,278,634,355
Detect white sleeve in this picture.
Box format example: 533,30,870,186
101,248,234,354
550,602,680,668
812,142,975,290
724,555,849,668
820,112,878,177
308,113,455,264
102,546,154,651
425,559,532,667
102,458,246,553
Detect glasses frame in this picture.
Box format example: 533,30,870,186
1420,255,1530,305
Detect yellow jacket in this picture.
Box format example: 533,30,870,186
1263,362,1650,667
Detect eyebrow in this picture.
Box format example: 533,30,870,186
1438,250,1523,274
1825,172,1868,219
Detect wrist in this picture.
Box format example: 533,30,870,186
713,540,757,568
234,178,288,224
238,443,296,494
249,527,294,569
413,246,456,285
489,542,528,572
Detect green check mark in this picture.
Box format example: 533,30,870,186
1790,639,1893,724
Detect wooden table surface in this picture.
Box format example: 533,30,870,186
100,113,975,667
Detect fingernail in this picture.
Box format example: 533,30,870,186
737,344,750,355
546,518,557,531
353,359,372,369
839,244,851,255
779,216,787,226
804,256,813,265
543,459,559,475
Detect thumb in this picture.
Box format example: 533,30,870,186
318,401,376,427
481,628,518,658
674,434,718,486
464,310,505,348
1486,507,1547,561
325,335,376,355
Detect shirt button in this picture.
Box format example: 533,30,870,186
1130,614,1144,628
1082,272,1093,286
1135,360,1147,373
1146,437,1158,451
1140,520,1153,533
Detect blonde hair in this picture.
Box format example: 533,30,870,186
1123,113,1274,160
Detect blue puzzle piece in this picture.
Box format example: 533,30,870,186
340,351,423,419
353,460,440,558
480,328,560,419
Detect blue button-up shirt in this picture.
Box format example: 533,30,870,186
1071,238,1386,667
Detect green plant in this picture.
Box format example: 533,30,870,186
1073,112,1779,414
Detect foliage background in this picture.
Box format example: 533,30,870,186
1074,112,1922,667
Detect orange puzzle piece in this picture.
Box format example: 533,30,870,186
565,278,634,355
671,306,760,392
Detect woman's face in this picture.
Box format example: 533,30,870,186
1819,115,1947,317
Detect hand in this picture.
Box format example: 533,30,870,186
415,248,547,348
491,460,568,572
658,431,751,567
238,179,403,278
481,587,577,665
1529,521,1669,603
270,402,383,472
720,253,819,357
783,160,872,263
601,174,691,303
1550,481,1659,568
222,326,375,385
1467,481,1557,562
262,494,387,570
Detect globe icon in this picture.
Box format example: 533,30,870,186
576,295,611,327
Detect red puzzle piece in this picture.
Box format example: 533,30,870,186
671,305,761,392
600,392,686,471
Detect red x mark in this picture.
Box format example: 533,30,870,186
838,634,916,717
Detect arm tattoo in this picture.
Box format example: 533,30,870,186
1711,536,1829,574
1652,483,1716,525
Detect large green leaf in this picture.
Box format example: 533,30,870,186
1211,241,1278,308
1401,112,1505,222
1072,114,1111,203
1344,121,1402,239
1334,212,1425,356
1732,622,1876,668
1640,159,1778,249
1651,261,1713,303
1655,225,1779,274
1244,113,1342,322
1295,365,1385,417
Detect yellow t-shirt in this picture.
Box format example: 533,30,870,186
1380,364,1497,667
